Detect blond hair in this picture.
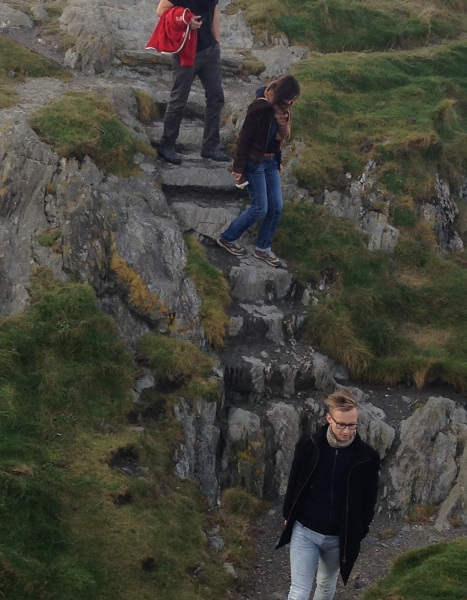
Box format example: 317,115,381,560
324,388,357,413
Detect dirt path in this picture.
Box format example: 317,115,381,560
230,502,467,600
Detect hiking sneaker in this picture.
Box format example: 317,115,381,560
216,237,246,257
254,249,280,267
201,149,230,162
158,146,182,165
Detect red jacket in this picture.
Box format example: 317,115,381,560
146,7,197,67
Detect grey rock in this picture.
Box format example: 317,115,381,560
223,406,265,496
266,402,301,496
228,407,261,443
313,352,336,392
389,397,467,514
420,174,464,252
358,402,396,459
159,155,235,190
60,0,116,73
0,3,34,28
31,4,48,20
174,397,220,508
134,368,155,393
223,562,237,577
220,9,254,49
238,302,285,343
171,201,241,239
228,260,293,302
251,45,308,79
362,211,400,252
435,422,467,531
242,356,266,394
324,188,362,222
0,119,60,316
229,315,244,336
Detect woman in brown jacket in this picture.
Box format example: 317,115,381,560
216,75,300,267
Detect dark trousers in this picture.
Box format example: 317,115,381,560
160,42,225,153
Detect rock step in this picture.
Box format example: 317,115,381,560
228,301,306,345
220,338,316,400
169,196,243,240
158,152,236,190
117,49,262,79
147,122,233,151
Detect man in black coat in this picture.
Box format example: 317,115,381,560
276,388,380,600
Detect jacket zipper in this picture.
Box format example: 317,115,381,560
328,449,339,530
342,457,371,565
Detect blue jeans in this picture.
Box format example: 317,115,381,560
221,157,283,252
287,521,340,600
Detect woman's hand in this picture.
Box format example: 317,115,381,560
275,110,290,125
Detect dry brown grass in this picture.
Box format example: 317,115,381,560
394,268,432,288
399,323,451,349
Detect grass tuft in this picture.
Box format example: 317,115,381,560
29,91,151,176
275,204,467,390
362,539,467,600
136,333,219,402
185,235,231,348
291,41,467,198
0,269,231,600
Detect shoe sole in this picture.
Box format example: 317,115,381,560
201,154,230,162
253,251,280,267
216,238,246,257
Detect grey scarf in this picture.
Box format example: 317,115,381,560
326,424,356,449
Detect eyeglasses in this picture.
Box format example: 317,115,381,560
329,414,358,430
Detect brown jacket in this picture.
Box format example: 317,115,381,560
232,98,276,173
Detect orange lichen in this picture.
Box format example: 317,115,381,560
110,243,171,323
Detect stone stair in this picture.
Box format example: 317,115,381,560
146,63,334,408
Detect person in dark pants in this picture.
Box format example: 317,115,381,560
217,75,300,267
156,0,228,165
276,389,380,600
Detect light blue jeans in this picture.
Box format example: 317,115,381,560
287,521,340,600
221,157,283,252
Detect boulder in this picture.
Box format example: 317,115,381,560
0,3,34,28
174,397,220,508
389,396,467,514
265,401,301,497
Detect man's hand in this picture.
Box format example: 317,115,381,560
190,15,202,29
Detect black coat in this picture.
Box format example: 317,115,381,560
276,425,380,584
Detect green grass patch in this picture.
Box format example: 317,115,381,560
291,41,467,197
185,235,231,348
275,204,467,389
362,539,467,600
0,269,231,599
29,91,151,176
0,35,70,108
216,488,267,568
235,0,467,52
136,332,219,401
36,227,62,248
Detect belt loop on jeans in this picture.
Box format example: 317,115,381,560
264,152,276,157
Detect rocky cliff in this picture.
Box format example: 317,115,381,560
1,0,467,533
